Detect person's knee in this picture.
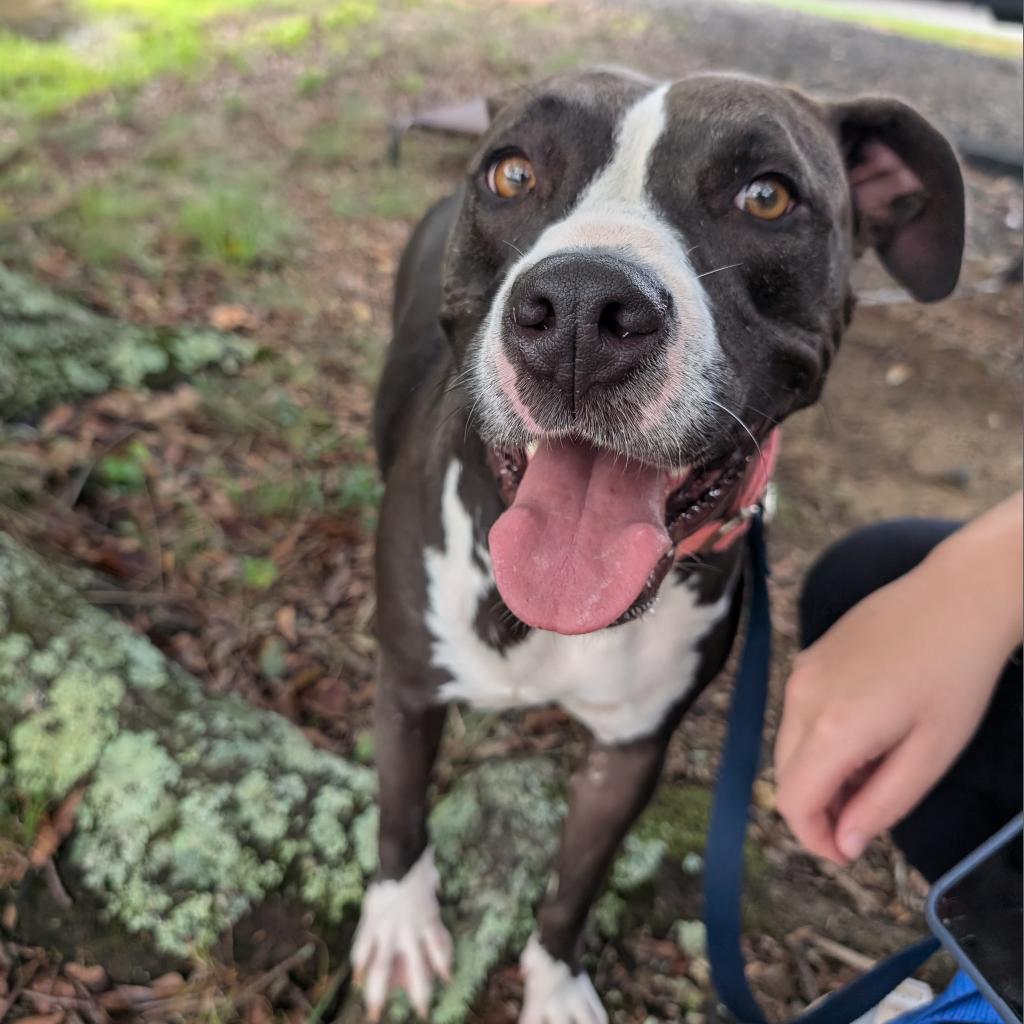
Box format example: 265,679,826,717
800,518,960,647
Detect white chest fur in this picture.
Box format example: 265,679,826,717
424,460,730,745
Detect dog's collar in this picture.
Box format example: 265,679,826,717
674,429,780,560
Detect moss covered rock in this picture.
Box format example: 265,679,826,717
0,532,716,1021
0,266,255,420
0,532,377,960
0,534,583,1020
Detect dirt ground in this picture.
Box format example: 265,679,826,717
0,0,1021,1021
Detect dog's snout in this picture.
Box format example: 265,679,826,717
506,252,671,410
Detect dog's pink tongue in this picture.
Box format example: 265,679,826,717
489,440,672,635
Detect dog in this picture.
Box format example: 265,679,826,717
351,68,964,1023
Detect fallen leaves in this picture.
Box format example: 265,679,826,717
29,789,85,870
209,304,260,332
0,843,29,889
26,827,59,872
3,342,379,752
61,963,107,992
275,604,298,643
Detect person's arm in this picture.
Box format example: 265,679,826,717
774,493,1023,863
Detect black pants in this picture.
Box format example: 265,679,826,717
800,519,1023,883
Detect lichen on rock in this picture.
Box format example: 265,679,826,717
0,266,255,421
0,532,714,1021
0,533,378,957
11,670,124,800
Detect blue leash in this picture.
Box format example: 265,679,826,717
703,512,940,1024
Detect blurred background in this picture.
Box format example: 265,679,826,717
0,0,1021,1022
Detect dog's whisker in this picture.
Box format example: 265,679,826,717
438,399,474,433
443,369,476,397
705,396,763,462
463,396,484,442
695,262,744,280
738,402,780,426
502,239,525,258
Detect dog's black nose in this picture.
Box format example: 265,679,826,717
506,252,672,411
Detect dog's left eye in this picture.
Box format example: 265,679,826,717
486,154,536,199
735,176,794,220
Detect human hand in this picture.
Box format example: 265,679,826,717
774,495,1023,864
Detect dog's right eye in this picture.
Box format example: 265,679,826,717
486,154,536,199
735,175,795,221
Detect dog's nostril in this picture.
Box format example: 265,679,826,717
513,295,556,332
599,303,629,340
599,299,662,340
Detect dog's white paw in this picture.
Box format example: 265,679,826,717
519,935,608,1024
351,846,453,1021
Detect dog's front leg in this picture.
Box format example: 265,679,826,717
521,731,670,1024
352,658,451,1021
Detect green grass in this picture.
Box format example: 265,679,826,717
323,0,380,30
332,167,438,221
0,789,49,847
53,181,163,271
97,440,152,493
296,67,329,98
222,91,249,120
0,0,382,121
336,463,382,527
177,179,298,267
243,12,313,51
744,0,1022,59
41,118,104,155
241,554,278,589
299,121,357,167
395,70,425,95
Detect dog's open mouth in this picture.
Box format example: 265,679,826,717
486,438,761,635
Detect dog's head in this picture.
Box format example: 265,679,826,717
439,70,964,636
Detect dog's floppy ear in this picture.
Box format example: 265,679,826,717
830,97,964,302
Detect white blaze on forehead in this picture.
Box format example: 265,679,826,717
472,81,721,445
583,82,670,206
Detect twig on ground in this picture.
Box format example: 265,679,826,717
63,428,137,508
83,589,193,606
0,954,43,1024
238,943,316,1000
785,930,821,1005
794,927,875,973
41,860,73,910
815,858,881,916
306,966,348,1024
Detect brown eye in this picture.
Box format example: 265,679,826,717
487,154,536,199
736,176,794,220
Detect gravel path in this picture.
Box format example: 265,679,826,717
622,0,1023,159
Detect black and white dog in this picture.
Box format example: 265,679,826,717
351,69,964,1023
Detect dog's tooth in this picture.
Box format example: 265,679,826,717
526,440,539,459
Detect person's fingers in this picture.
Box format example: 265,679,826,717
774,712,905,864
792,806,846,862
834,728,953,861
773,656,821,774
772,700,804,776
775,730,892,863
